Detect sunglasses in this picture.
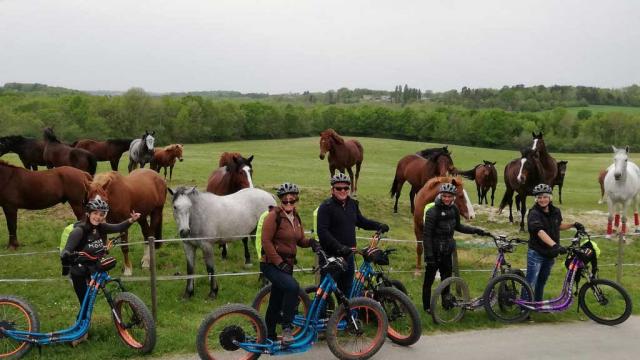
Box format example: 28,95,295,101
333,186,350,192
282,199,297,205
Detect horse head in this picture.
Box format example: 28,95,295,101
531,131,548,153
449,177,474,220
319,129,343,160
43,127,60,143
88,173,115,204
434,152,454,176
142,132,155,152
557,160,568,177
175,144,184,162
168,186,197,238
233,155,254,188
612,145,630,181
516,148,540,185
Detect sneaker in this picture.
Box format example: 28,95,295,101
70,333,88,347
281,327,294,345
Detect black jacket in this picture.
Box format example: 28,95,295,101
528,203,563,258
317,196,382,257
422,196,480,260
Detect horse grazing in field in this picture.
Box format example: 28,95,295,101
0,135,47,170
460,160,498,206
531,132,557,186
390,148,455,213
168,186,276,299
150,144,184,181
553,160,568,204
603,146,640,238
72,138,133,171
319,129,364,195
0,160,90,249
412,176,475,275
88,169,166,275
42,128,97,175
498,148,545,232
128,131,155,172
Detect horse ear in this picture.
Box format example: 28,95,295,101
151,131,155,136
188,186,197,194
532,132,536,138
611,145,617,152
247,155,254,163
167,188,174,196
492,161,496,165
625,146,629,153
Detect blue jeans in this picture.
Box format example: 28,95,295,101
525,248,555,301
260,263,300,338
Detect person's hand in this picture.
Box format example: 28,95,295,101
129,211,141,223
552,244,567,255
337,245,353,257
378,223,390,233
309,239,321,252
277,262,293,275
574,222,585,232
476,229,491,237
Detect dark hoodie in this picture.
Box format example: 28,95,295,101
527,202,563,258
422,195,480,260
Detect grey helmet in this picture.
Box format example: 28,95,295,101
330,173,351,185
532,183,553,196
439,183,457,195
85,195,109,212
276,182,299,197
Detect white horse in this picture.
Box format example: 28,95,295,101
128,130,155,172
603,146,640,238
168,186,276,299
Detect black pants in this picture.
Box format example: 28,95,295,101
260,262,300,338
71,274,90,305
422,254,453,311
321,254,355,297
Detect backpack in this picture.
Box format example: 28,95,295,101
59,221,83,254
423,202,436,221
254,207,303,258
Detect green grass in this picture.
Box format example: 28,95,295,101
0,137,639,359
566,105,640,115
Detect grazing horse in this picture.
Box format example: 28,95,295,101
42,128,97,175
0,160,90,249
531,132,557,186
128,131,155,172
88,169,166,275
319,129,364,195
498,148,545,232
553,160,568,204
412,176,475,275
603,146,640,238
168,186,276,299
72,138,133,171
150,144,184,180
390,148,455,213
460,160,498,206
0,135,47,170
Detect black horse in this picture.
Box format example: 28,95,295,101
0,135,47,170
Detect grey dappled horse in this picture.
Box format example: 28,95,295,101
128,131,155,172
168,186,276,299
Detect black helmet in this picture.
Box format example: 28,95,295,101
86,196,109,213
276,182,299,197
439,183,457,195
532,183,553,196
330,173,351,185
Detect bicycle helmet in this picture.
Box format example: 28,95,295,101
85,196,109,213
439,183,457,195
276,182,299,197
532,183,553,196
330,173,351,185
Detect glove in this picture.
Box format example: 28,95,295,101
277,262,293,275
337,245,353,257
574,222,585,232
378,223,390,233
476,229,490,237
309,239,321,252
552,244,567,255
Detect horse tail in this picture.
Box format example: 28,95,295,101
498,188,512,212
390,176,400,198
459,167,476,180
87,154,97,176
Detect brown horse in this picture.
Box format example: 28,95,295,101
43,128,97,175
72,138,133,171
598,168,608,204
150,144,184,180
0,160,90,249
88,169,166,276
553,160,568,204
390,148,455,213
412,176,475,274
0,135,47,170
460,160,498,206
531,132,557,186
498,148,545,232
319,129,364,194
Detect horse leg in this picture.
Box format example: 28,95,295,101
138,216,152,269
182,242,196,299
354,161,362,195
169,165,174,181
128,159,134,173
3,206,19,249
558,184,563,204
121,232,133,276
519,195,527,232
243,234,253,268
163,166,167,180
346,167,356,195
490,186,496,207
202,242,218,300
415,241,423,277
110,159,118,171
409,187,417,214
220,243,228,259
152,207,163,249
476,184,482,205
606,198,615,239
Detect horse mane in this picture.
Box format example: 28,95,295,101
90,172,122,197
43,128,60,143
0,135,29,144
170,186,199,202
416,146,449,159
424,176,463,191
107,138,134,146
321,128,344,144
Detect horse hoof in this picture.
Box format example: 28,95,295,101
141,260,150,269
413,269,422,277
123,267,133,277
7,244,19,251
605,234,612,239
182,292,194,300
207,293,217,300
243,263,253,269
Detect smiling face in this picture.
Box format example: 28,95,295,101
88,210,108,225
332,182,350,201
280,193,298,213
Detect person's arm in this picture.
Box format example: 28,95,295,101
536,230,556,247
317,203,348,255
61,227,84,257
296,217,312,248
100,220,134,233
454,207,482,234
422,208,437,260
354,201,383,231
261,212,283,265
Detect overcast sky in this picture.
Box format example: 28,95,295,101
1,0,638,94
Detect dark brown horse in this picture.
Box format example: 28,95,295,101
531,132,557,186
88,169,166,276
412,176,475,274
0,160,91,249
150,144,184,180
72,138,133,171
0,135,47,170
319,129,364,194
390,148,455,213
498,148,545,232
460,160,498,206
553,160,568,204
43,128,97,175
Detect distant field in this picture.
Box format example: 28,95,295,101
0,137,638,359
566,105,640,115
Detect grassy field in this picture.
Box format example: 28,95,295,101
0,137,639,359
565,105,640,115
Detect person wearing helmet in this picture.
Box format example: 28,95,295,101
526,183,583,302
317,173,389,296
422,182,489,314
260,183,319,344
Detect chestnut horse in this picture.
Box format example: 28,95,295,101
531,132,557,186
412,176,475,274
498,148,545,232
553,160,568,204
0,160,90,249
43,128,97,175
319,129,364,194
72,138,133,171
0,135,47,170
88,169,166,276
390,148,455,213
460,160,498,206
150,144,184,180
